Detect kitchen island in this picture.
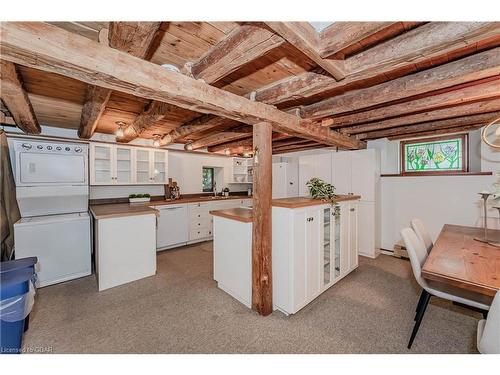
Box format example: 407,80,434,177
210,195,361,314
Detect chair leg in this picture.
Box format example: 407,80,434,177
414,290,426,320
408,291,431,349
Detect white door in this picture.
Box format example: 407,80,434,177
91,143,114,184
315,153,332,183
348,202,359,270
351,149,376,201
286,163,299,197
305,209,321,300
298,155,315,196
332,152,352,195
357,201,376,258
272,163,287,198
135,149,151,183
115,146,133,184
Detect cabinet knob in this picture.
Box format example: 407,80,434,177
350,208,355,212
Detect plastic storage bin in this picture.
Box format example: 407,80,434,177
0,268,36,354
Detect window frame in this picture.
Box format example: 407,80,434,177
400,134,468,176
202,167,215,192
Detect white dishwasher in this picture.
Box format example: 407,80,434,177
155,204,189,251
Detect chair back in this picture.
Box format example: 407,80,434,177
400,227,429,289
411,218,433,253
478,291,500,354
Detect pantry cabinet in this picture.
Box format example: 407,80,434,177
90,142,168,185
272,199,359,315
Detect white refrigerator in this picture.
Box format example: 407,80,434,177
272,162,298,199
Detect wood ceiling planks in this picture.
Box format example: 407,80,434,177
3,21,499,148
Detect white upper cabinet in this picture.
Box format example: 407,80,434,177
272,162,298,199
332,148,380,201
298,153,332,196
90,142,168,185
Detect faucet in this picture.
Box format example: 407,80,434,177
213,181,217,197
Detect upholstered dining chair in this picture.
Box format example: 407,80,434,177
411,218,433,253
400,227,491,349
477,291,500,354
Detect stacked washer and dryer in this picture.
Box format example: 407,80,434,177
10,138,91,287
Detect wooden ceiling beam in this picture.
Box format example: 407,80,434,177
343,22,500,77
207,132,290,153
189,24,285,84
265,22,345,80
326,77,500,127
341,99,500,134
0,23,364,149
0,60,40,134
188,126,253,150
319,22,423,59
388,123,486,140
357,111,500,140
79,22,164,139
273,142,324,154
161,116,239,145
302,47,500,120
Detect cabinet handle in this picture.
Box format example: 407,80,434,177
306,217,314,222
350,208,355,212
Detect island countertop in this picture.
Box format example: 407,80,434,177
210,207,253,223
90,203,159,220
271,195,361,208
210,195,361,222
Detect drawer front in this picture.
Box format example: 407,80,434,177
189,228,211,241
190,218,210,230
188,202,210,211
189,209,210,221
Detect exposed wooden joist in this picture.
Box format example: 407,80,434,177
326,77,500,127
79,22,164,139
302,47,500,119
252,122,273,316
207,132,290,153
161,116,239,145
341,99,500,134
343,22,500,77
189,24,285,84
0,60,40,134
118,101,178,142
273,140,321,152
0,111,16,126
188,126,253,150
273,143,326,154
108,22,163,60
265,22,345,80
271,137,312,149
357,112,500,140
319,22,422,59
388,123,486,140
78,85,112,138
0,23,364,149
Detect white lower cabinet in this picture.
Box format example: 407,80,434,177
154,198,252,249
273,200,359,315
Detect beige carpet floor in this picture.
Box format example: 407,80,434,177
23,242,482,353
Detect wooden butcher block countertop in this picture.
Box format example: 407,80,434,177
271,195,361,208
210,195,361,223
90,203,159,220
210,207,253,223
90,195,252,219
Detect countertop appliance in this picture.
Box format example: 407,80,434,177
10,138,91,287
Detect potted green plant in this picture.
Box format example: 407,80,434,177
128,193,151,203
306,178,340,216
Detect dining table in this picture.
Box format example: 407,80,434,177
422,224,500,297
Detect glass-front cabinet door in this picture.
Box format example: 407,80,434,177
334,208,341,280
322,207,332,288
115,146,132,184
91,144,113,184
152,150,167,184
135,149,151,183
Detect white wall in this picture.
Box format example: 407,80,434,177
280,128,500,252
5,125,248,199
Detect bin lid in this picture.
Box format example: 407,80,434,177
0,269,33,300
0,257,37,274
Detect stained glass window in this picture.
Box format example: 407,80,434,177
401,135,466,173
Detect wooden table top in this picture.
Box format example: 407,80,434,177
210,207,253,223
422,224,500,297
271,195,361,209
